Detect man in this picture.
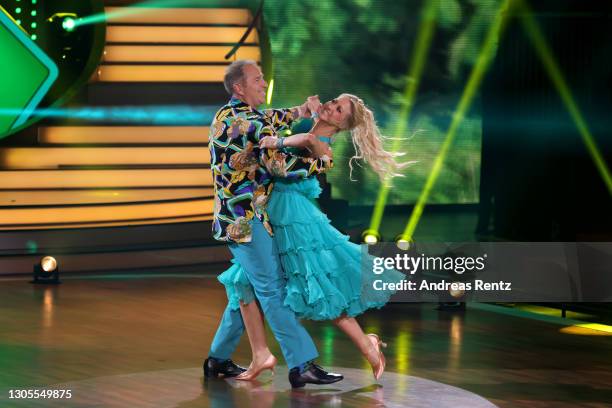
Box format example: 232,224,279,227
203,60,343,388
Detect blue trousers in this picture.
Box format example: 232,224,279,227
208,219,318,368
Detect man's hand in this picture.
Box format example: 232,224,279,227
299,95,321,118
259,136,279,149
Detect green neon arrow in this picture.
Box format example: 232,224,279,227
0,5,58,138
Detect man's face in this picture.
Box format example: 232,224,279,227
234,64,267,107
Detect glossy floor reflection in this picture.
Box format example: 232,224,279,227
0,367,496,408
1,276,611,407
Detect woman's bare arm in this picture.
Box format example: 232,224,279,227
259,133,315,150
259,133,333,160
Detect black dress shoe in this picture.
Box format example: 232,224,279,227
203,358,247,378
288,362,343,388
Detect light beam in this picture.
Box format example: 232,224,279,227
367,0,438,237
400,0,513,241
516,0,612,194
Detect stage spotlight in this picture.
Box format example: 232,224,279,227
46,12,79,32
41,256,57,272
362,229,380,245
449,284,465,299
62,17,76,32
395,235,413,251
31,256,61,284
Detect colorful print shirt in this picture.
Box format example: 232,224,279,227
209,98,333,243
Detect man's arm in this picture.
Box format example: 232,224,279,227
249,123,332,179
260,107,301,133
261,95,320,132
261,147,332,180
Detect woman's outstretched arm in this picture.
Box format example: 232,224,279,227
259,133,316,150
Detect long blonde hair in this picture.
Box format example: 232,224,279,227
340,93,414,182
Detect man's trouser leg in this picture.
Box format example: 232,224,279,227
229,219,318,369
208,304,244,360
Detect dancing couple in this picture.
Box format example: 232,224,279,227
204,60,407,388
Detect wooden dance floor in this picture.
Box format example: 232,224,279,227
1,275,611,407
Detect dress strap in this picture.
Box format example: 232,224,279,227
316,135,334,145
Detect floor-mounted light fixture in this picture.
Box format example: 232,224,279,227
31,256,61,284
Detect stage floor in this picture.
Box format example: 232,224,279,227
1,275,611,407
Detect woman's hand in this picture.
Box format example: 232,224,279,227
259,136,279,149
306,95,321,117
298,95,321,118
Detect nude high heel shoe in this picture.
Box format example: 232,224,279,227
366,333,387,380
235,354,277,381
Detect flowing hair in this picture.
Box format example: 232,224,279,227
340,93,415,182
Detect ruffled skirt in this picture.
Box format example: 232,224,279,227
218,177,403,320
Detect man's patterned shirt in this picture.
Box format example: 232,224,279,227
209,98,332,243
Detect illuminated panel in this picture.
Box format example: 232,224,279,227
0,198,214,225
0,169,212,188
0,188,214,206
103,45,260,63
95,65,226,82
0,147,211,169
104,7,252,25
39,126,210,144
105,26,258,44
0,5,57,136
0,214,214,230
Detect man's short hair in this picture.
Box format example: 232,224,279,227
224,60,258,95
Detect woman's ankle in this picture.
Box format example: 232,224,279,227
252,349,273,363
363,338,380,365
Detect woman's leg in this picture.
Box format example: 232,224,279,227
239,300,270,362
333,316,385,378
237,300,277,379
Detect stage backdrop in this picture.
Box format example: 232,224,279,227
263,0,499,205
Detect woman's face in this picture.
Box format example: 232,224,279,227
318,96,353,129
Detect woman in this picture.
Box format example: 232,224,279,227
219,94,411,381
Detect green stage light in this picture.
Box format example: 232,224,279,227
62,17,76,31
517,0,612,194
46,12,79,32
401,0,513,241
368,0,438,237
76,0,203,28
361,229,380,245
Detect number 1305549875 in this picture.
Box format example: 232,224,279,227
9,389,72,399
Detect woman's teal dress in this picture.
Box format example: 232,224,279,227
218,176,404,321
